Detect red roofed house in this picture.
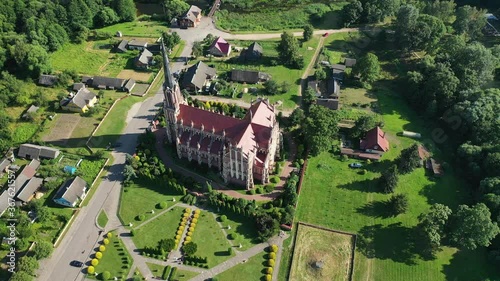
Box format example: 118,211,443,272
208,37,231,57
360,127,389,153
161,40,280,189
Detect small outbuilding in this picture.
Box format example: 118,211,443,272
38,75,58,87
18,144,60,160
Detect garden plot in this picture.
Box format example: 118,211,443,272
289,223,355,281
41,113,80,145
117,69,153,82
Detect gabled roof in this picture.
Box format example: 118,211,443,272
180,5,202,22
209,37,231,56
16,177,43,202
18,144,60,160
70,88,97,109
181,61,216,89
38,75,58,86
136,48,153,65
116,40,128,52
327,78,340,97
128,39,148,47
360,127,389,152
230,70,270,84
54,176,87,206
22,105,40,118
247,42,263,55
0,158,10,173
344,58,357,67
124,79,136,92
91,76,125,89
72,83,85,91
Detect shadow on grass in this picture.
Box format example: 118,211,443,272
337,178,381,193
214,251,230,256
442,248,500,281
356,200,394,219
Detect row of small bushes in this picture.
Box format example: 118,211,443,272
183,210,200,244
247,184,275,195
263,245,279,281
87,233,113,277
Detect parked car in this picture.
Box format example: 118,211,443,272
349,163,363,168
323,32,329,37
70,260,83,267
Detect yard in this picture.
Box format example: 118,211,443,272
119,177,183,225
97,21,169,38
215,2,347,32
289,224,354,281
50,41,110,75
195,36,321,110
87,234,133,280
210,210,260,251
191,211,235,268
215,250,267,281
131,207,184,252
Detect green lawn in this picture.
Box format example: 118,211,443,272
132,207,184,251
190,211,234,268
146,262,165,278
211,211,259,251
88,234,132,280
196,36,321,110
119,178,183,224
172,268,199,281
215,2,347,32
97,21,169,37
288,87,500,281
50,41,109,75
215,250,267,281
98,210,109,228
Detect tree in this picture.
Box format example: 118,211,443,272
341,0,363,27
163,32,181,50
417,203,452,250
263,80,279,95
33,240,53,259
18,256,38,276
351,115,377,139
352,53,380,84
380,164,399,193
183,242,198,256
192,41,203,57
389,194,409,215
10,272,33,281
302,87,317,112
158,238,176,252
304,105,339,155
255,212,278,241
163,0,190,22
395,4,420,51
280,81,291,93
94,7,119,27
449,203,500,250
424,0,456,25
480,177,500,195
361,0,400,23
453,5,487,40
314,67,326,81
303,25,313,41
288,108,305,128
276,32,303,69
102,271,111,280
397,144,421,174
112,0,136,22
123,164,137,181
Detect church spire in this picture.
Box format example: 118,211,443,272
161,38,174,89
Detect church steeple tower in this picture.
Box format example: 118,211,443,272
162,38,184,143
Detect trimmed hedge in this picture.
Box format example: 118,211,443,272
162,265,171,280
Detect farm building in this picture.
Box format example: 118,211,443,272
16,177,43,203
230,70,270,84
127,39,148,50
38,74,58,87
18,144,60,160
134,49,154,69
240,42,263,61
115,40,128,53
90,76,126,90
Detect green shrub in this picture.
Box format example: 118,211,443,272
268,259,275,266
99,245,106,252
228,233,239,240
162,265,171,280
270,176,280,184
299,159,305,165
256,187,263,194
130,229,135,236
87,266,95,274
264,184,275,193
159,201,168,209
170,267,178,278
267,267,273,274
265,274,272,281
102,271,111,280
268,252,276,259
91,259,99,266
358,169,367,175
220,215,227,222
137,214,145,221
95,252,103,259
103,238,109,245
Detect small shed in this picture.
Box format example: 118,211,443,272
64,166,77,175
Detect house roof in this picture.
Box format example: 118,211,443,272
360,127,389,152
247,42,263,54
180,5,202,22
181,61,216,89
116,40,128,52
147,43,161,54
344,58,357,67
136,49,153,65
82,76,92,84
332,68,345,80
209,37,231,56
72,83,85,91
128,39,148,47
38,75,58,86
230,70,269,84
69,88,97,109
317,98,339,110
0,158,10,173
22,105,40,118
16,177,43,202
91,76,125,89
18,144,60,159
332,64,346,71
14,160,39,192
124,79,136,91
327,78,340,97
54,176,87,206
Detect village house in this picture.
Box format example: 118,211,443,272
134,48,154,69
316,78,341,110
60,88,98,113
53,176,87,207
90,76,126,90
177,5,202,28
18,144,60,160
127,39,148,50
360,127,390,153
208,37,232,57
161,41,281,189
230,70,270,84
115,40,128,53
181,61,217,92
240,42,263,61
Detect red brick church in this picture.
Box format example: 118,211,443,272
161,42,281,189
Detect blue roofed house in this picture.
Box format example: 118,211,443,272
53,176,87,207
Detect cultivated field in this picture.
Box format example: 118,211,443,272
41,113,81,145
290,223,354,281
117,69,153,82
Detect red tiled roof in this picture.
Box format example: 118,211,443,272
210,37,231,55
360,127,389,152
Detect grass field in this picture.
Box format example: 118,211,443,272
215,2,347,32
132,207,184,251
210,210,260,251
172,268,200,280
197,36,321,109
88,234,132,280
146,263,165,278
215,250,267,281
50,41,109,75
289,224,354,281
98,210,109,228
97,21,169,37
119,178,183,224
191,211,234,268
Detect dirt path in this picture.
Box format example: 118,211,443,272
297,36,325,99
225,28,361,40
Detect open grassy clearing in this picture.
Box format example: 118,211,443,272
132,207,184,251
172,268,199,281
97,21,168,38
87,234,132,280
289,224,354,281
50,41,109,75
211,211,260,251
215,250,267,281
215,2,347,32
98,210,109,228
119,177,183,225
191,211,234,268
195,36,321,109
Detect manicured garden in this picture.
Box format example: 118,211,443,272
87,233,133,280
131,207,184,252
214,212,259,251
215,250,268,281
170,268,199,281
